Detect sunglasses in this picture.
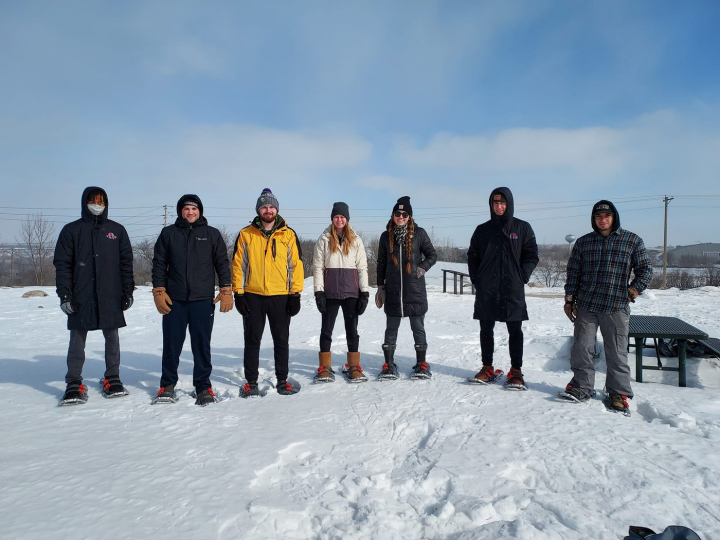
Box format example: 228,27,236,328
393,211,409,218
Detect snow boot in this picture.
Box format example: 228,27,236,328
195,387,218,406
153,384,177,404
468,365,504,384
100,377,129,398
557,384,595,403
314,351,335,383
276,380,297,395
59,381,89,406
604,392,631,416
505,367,527,390
410,344,432,380
378,344,399,380
345,351,368,383
239,382,260,398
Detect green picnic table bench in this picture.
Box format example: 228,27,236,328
629,315,708,387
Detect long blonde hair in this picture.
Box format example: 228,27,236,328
387,217,414,274
329,222,357,256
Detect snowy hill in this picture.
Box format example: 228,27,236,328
2,263,719,539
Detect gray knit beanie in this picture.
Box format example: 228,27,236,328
256,188,279,214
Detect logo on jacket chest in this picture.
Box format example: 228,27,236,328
196,237,208,241
106,232,117,240
508,232,518,240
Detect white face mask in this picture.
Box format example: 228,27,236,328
87,204,105,216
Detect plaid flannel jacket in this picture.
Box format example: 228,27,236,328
565,228,652,314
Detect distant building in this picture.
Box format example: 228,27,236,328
667,243,720,266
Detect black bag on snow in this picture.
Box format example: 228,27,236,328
624,525,701,540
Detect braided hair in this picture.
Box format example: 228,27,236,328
387,217,414,275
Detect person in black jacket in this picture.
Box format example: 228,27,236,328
376,196,437,379
467,187,539,388
151,194,232,406
53,187,134,405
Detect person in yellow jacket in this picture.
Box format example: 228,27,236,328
232,188,304,397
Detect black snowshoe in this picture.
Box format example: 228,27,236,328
59,382,89,406
378,362,399,381
152,384,178,404
557,385,596,403
195,388,219,406
100,377,129,398
239,382,261,399
409,361,432,380
276,380,299,395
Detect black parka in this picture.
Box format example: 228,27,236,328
152,195,231,302
53,186,134,331
377,223,437,317
467,187,539,322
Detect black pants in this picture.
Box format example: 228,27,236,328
320,297,359,352
161,299,215,392
66,328,120,384
243,293,290,384
480,320,523,368
384,315,426,347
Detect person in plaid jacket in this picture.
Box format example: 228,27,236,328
561,200,652,414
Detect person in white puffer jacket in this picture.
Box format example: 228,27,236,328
312,202,370,383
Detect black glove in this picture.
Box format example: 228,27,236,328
60,294,76,316
357,291,369,315
121,292,133,311
314,292,326,314
287,293,301,317
234,294,250,317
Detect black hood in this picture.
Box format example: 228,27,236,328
176,194,204,218
81,186,109,222
591,200,621,234
489,187,514,226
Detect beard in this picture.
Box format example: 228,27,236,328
260,213,276,224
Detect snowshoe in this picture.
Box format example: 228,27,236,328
467,366,504,385
409,361,432,380
342,363,369,383
100,377,129,398
313,366,336,383
276,380,299,395
195,388,219,406
504,368,527,391
152,384,177,404
239,382,261,399
557,385,595,403
378,362,399,381
604,393,631,417
59,383,89,406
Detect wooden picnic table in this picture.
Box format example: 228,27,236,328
441,269,475,295
629,315,708,387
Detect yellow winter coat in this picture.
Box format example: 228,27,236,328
232,218,304,296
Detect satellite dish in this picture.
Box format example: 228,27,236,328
565,235,575,244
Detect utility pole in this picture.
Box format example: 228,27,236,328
662,195,674,289
10,248,14,286
163,205,168,227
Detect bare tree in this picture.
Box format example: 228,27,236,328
18,214,56,286
132,238,155,285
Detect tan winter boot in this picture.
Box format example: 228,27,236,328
314,351,335,383
346,352,368,383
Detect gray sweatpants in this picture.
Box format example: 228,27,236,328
65,328,121,384
569,307,633,398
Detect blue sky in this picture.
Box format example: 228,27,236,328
1,1,719,248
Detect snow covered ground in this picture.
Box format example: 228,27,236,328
2,261,719,539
